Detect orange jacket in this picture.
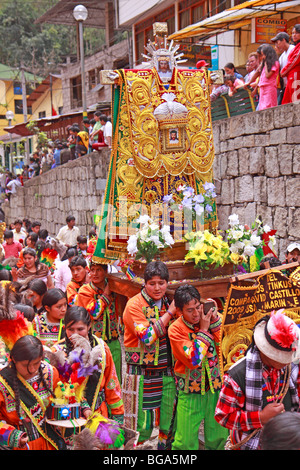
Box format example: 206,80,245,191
168,315,223,394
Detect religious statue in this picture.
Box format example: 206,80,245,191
92,23,219,264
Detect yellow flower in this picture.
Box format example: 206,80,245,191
230,252,240,264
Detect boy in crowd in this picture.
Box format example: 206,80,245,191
168,284,228,450
75,261,122,383
66,256,89,305
77,235,88,258
12,219,27,244
3,230,23,259
122,261,177,449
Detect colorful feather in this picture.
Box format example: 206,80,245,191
270,310,298,349
85,412,125,449
0,310,33,350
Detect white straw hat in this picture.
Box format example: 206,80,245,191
253,310,299,363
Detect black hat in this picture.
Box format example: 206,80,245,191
271,32,290,43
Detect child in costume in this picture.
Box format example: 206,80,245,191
215,311,300,450
75,261,122,384
50,306,124,448
168,284,228,450
122,261,177,450
33,288,67,348
0,335,66,450
66,256,88,306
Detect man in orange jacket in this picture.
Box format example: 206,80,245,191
168,284,228,450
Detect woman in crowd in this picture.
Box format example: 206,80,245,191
257,44,280,110
0,335,66,450
281,24,300,104
52,305,123,423
224,62,244,80
14,247,54,289
32,288,67,348
27,278,48,315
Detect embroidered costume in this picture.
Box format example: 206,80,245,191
52,335,123,420
0,361,65,450
66,279,82,306
168,314,228,450
122,288,176,449
75,282,122,384
32,313,65,348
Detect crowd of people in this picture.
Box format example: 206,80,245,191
0,112,112,194
210,25,300,111
0,211,300,450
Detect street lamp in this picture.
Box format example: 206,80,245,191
5,110,14,172
73,5,88,118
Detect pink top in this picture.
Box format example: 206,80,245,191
259,61,279,88
3,241,23,259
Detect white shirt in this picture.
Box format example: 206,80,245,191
7,179,21,193
56,225,80,247
103,121,112,146
13,228,27,243
279,45,295,87
54,258,72,291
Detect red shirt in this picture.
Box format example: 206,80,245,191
3,241,23,259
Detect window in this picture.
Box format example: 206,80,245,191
70,76,82,109
13,82,22,95
38,111,46,119
14,100,32,115
89,69,97,90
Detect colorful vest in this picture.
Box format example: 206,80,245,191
125,289,173,371
0,362,65,449
175,317,222,395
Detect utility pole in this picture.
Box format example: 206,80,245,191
21,64,30,164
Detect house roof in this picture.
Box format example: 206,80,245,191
0,63,39,83
27,74,61,107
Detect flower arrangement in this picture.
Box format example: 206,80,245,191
127,215,174,264
163,182,216,223
225,214,276,271
184,230,236,270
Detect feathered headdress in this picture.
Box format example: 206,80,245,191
0,282,34,351
84,412,125,449
47,334,105,405
254,309,299,363
269,310,298,350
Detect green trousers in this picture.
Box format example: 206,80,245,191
107,339,122,385
172,390,228,450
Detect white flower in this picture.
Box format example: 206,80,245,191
149,222,159,231
231,229,244,240
149,235,160,246
163,232,175,246
244,244,256,257
269,235,276,246
250,234,261,246
127,235,138,255
229,241,245,253
263,224,271,233
137,214,151,225
228,214,240,227
139,228,150,241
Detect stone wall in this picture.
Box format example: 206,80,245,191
2,149,111,237
3,101,300,260
213,101,300,260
